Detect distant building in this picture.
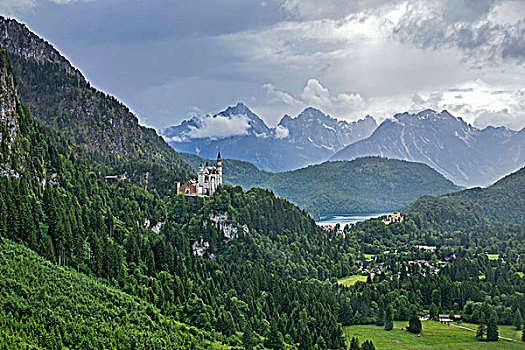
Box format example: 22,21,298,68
178,152,222,197
415,245,437,251
382,212,404,225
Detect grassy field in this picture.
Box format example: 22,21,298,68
337,275,368,287
455,322,524,341
487,254,500,260
345,321,525,349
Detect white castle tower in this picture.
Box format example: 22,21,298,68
178,152,223,196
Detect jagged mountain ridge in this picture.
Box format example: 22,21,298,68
0,16,192,185
163,103,377,172
331,109,525,187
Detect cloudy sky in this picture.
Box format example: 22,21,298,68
2,0,525,131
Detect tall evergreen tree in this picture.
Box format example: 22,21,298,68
407,313,422,334
476,323,486,340
514,309,523,331
265,319,284,350
349,336,360,350
361,340,375,350
242,323,255,350
376,307,384,326
429,303,439,321
384,304,394,331
486,312,499,341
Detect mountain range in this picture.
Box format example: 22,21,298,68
163,103,377,172
167,106,524,187
180,153,460,216
332,109,525,187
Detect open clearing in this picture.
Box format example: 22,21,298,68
337,275,367,287
345,321,525,349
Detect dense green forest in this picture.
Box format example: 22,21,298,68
0,238,228,349
0,47,348,348
181,153,460,216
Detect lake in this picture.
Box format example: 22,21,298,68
316,212,392,226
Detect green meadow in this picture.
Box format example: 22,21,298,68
337,275,368,287
345,321,525,350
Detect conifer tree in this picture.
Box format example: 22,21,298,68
361,340,375,350
486,312,498,341
384,304,394,331
349,336,360,350
407,313,422,334
476,323,486,340
429,303,439,320
264,318,284,350
376,306,384,326
514,309,523,330
242,323,255,350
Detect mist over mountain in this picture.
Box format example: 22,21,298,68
163,103,377,172
332,109,525,187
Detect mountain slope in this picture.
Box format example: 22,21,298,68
0,17,192,188
181,153,460,216
164,103,376,172
0,45,348,348
0,238,227,349
403,166,525,228
331,109,525,187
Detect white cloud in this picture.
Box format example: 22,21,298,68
0,0,86,14
263,83,300,105
183,115,252,140
474,109,525,130
274,124,290,138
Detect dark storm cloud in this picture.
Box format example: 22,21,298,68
2,0,524,130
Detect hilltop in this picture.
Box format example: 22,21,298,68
180,154,460,216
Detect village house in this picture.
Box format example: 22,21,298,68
382,212,404,225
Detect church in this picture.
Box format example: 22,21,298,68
177,153,222,197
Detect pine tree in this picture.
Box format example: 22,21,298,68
476,323,486,340
242,323,255,350
349,336,360,350
514,309,523,330
384,304,394,331
407,313,422,334
361,340,375,350
376,307,384,326
429,303,439,320
265,319,284,350
486,312,499,341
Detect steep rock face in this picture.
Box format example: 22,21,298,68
0,49,22,177
163,104,377,172
332,109,525,187
0,16,192,181
278,108,376,152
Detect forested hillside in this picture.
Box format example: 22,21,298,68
182,154,459,216
0,46,348,348
403,166,525,230
0,238,227,349
0,16,192,191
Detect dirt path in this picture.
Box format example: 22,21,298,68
448,323,516,342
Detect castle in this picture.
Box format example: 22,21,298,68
178,153,222,197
